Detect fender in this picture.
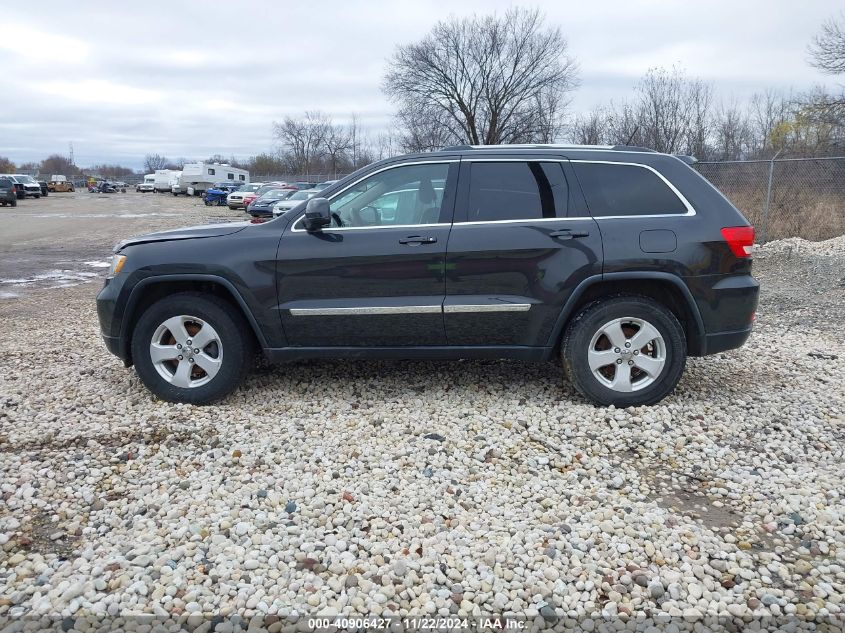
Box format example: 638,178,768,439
121,274,271,352
543,271,706,358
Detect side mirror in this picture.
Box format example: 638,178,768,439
303,197,331,232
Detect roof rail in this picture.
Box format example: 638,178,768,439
610,145,657,153
673,154,698,165
440,143,659,152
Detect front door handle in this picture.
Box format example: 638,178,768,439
399,236,437,245
549,229,590,239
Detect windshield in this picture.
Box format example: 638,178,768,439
258,189,289,200
17,175,36,184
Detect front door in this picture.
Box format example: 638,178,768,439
276,161,458,347
444,157,603,347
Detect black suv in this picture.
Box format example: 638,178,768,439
0,178,17,206
97,145,758,407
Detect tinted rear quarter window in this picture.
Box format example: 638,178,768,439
573,162,687,216
467,161,568,221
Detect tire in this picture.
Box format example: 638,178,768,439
131,293,254,404
10,198,16,207
561,295,686,407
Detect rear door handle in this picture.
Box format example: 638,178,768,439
399,236,437,245
549,229,590,239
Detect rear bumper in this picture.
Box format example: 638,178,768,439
702,326,753,355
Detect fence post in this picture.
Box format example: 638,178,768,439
760,149,782,244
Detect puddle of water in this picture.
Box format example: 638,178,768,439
84,260,111,268
0,268,101,289
0,291,19,299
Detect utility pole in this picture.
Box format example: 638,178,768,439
68,142,75,167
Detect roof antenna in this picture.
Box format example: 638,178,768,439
624,127,639,147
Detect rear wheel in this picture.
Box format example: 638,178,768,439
131,294,254,404
11,198,17,207
561,296,686,407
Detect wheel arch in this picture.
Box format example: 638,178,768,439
120,275,268,366
546,272,706,358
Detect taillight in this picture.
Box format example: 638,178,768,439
721,226,754,258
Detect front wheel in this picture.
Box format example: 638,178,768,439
131,294,253,404
561,296,686,407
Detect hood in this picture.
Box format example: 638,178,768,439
116,221,250,251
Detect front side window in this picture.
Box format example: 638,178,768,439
467,162,568,222
573,162,688,216
328,163,449,228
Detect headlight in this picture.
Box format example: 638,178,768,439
108,254,126,277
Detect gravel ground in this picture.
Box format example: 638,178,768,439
0,194,844,629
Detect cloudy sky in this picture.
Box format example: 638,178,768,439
1,0,838,169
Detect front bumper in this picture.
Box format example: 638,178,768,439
96,276,131,364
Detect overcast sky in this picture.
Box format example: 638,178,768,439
0,0,838,169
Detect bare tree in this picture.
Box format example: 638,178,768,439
143,154,169,172
383,7,578,147
273,111,331,173
570,109,609,145
712,101,753,160
322,118,353,176
0,157,15,172
749,89,791,155
40,154,77,175
635,67,712,154
809,13,845,74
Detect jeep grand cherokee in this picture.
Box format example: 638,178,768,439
97,145,759,407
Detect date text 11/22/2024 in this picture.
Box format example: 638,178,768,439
307,617,526,630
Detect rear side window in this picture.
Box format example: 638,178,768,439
467,161,568,222
573,162,687,216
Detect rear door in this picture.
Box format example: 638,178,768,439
443,156,603,347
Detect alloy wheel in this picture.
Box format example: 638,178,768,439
587,317,666,392
149,315,223,388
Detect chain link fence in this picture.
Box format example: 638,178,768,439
694,157,845,243
250,174,350,184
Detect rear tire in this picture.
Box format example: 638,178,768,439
131,293,254,404
561,296,686,407
10,198,16,207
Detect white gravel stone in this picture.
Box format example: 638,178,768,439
0,213,844,623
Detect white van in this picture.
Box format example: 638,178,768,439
136,174,155,193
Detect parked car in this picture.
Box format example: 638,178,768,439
97,144,758,406
0,177,17,207
38,180,49,196
226,182,264,210
0,174,41,198
48,175,75,192
246,188,296,218
243,183,293,211
271,189,320,216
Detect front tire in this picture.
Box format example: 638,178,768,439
131,294,254,404
561,296,686,407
